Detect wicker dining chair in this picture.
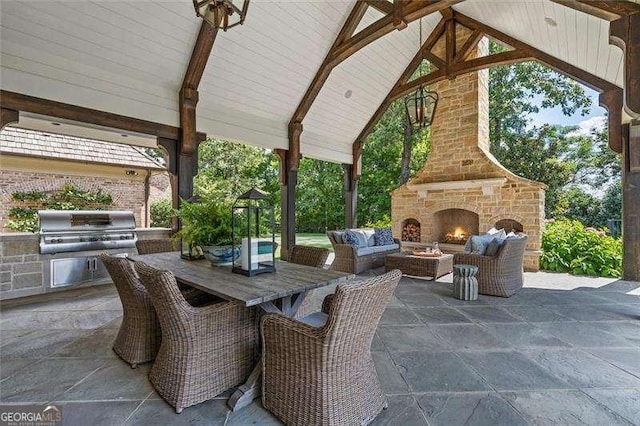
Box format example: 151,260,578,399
136,239,176,255
100,254,218,368
261,269,402,426
134,261,258,414
287,245,330,318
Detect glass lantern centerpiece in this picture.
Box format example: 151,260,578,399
231,188,276,276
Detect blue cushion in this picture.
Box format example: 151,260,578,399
470,234,494,255
343,230,362,248
484,238,502,256
374,227,394,246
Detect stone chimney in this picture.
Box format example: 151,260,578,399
391,34,545,271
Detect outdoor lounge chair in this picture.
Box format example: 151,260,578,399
453,236,528,297
261,269,402,425
136,239,176,255
100,253,217,368
134,261,257,414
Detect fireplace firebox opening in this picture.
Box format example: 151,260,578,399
434,209,479,244
401,218,421,242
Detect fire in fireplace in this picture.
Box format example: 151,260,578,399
401,218,421,242
434,209,479,245
444,227,470,244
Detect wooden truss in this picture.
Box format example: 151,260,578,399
354,7,625,160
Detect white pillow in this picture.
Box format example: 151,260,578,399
487,227,499,235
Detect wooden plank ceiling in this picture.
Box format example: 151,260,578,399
0,0,629,164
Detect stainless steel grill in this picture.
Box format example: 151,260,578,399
38,210,137,254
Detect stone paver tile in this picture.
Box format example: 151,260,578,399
56,401,140,426
583,389,640,424
380,306,421,325
412,307,472,325
226,400,281,425
52,328,119,358
0,311,72,330
372,332,385,351
480,323,570,348
535,321,635,348
589,321,640,347
587,348,640,378
416,392,527,426
372,351,410,395
58,359,154,401
55,310,123,330
500,305,574,323
0,358,106,403
88,297,123,311
501,390,632,425
27,297,107,312
527,290,608,306
457,306,522,323
588,291,640,305
457,351,570,391
480,292,532,306
377,326,449,352
395,283,435,297
371,395,427,426
0,358,37,381
0,329,89,358
525,348,640,389
429,324,509,351
548,304,634,322
124,398,229,425
395,292,448,308
391,351,489,393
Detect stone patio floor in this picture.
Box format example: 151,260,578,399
1,268,639,425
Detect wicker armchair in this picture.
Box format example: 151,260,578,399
453,236,528,297
261,269,402,425
136,239,176,255
287,245,330,318
100,254,216,368
134,261,257,413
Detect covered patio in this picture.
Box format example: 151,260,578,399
1,269,639,424
1,0,640,424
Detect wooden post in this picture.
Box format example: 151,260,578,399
1,108,19,130
622,123,640,281
275,149,297,259
343,164,357,228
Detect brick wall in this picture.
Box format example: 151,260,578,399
0,170,172,231
391,31,545,271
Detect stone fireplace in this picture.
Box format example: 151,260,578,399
391,36,544,271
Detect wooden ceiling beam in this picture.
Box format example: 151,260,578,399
550,0,638,21
354,9,627,154
0,90,196,141
364,0,393,16
1,108,19,130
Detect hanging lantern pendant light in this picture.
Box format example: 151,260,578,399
193,0,250,31
405,18,439,130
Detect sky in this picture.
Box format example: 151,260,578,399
529,86,607,136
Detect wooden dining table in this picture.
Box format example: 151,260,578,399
129,251,354,411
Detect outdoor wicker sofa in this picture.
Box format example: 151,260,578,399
453,235,528,297
261,269,402,425
100,253,215,368
327,228,400,274
135,261,258,413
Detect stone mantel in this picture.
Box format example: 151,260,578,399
407,178,507,198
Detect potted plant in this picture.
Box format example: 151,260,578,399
174,198,237,263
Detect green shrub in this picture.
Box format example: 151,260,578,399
364,215,392,228
174,198,233,247
7,185,113,233
540,219,622,278
150,199,174,228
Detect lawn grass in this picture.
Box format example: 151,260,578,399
273,233,333,258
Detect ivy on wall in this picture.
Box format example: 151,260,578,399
7,184,113,233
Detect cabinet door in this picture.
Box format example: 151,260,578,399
51,257,93,288
91,256,110,282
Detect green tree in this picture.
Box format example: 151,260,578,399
359,99,430,225
296,158,344,232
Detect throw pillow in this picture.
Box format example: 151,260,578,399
374,227,394,246
343,230,362,248
470,234,494,255
484,238,502,256
463,237,473,253
486,227,500,235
